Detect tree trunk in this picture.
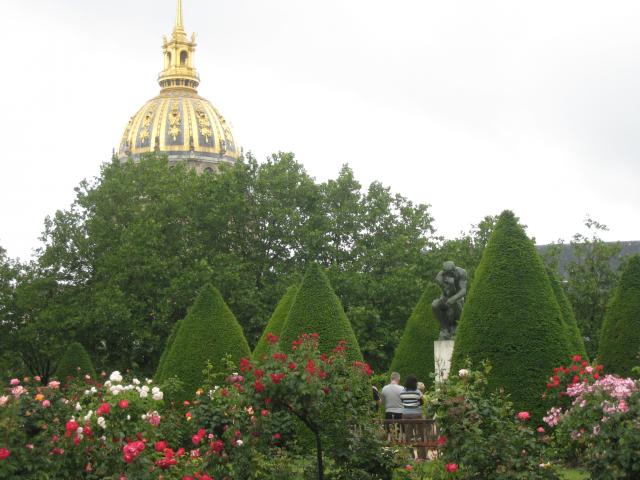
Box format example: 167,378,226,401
315,430,324,480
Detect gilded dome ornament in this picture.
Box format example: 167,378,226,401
117,0,240,173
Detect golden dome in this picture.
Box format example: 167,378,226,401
118,0,239,172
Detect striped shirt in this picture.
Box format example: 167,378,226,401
400,388,423,413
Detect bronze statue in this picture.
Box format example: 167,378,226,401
432,261,467,339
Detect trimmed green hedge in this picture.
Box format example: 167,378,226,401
159,284,251,401
546,267,587,358
55,341,97,381
451,210,571,420
390,283,441,388
253,285,298,361
154,319,183,382
279,263,362,360
598,255,640,377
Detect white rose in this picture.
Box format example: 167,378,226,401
236,439,244,446
458,369,470,378
84,411,93,422
139,390,148,399
152,391,164,401
75,402,82,411
141,386,150,393
104,381,112,387
132,378,140,385
151,387,160,395
97,417,106,429
90,387,97,394
146,378,153,384
109,371,123,383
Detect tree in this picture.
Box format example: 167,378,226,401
279,263,362,360
54,341,97,381
253,285,298,361
158,284,251,401
451,210,572,419
598,255,640,377
546,267,587,358
28,153,435,375
389,283,441,388
565,218,621,359
154,319,182,382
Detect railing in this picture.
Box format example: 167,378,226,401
377,418,439,459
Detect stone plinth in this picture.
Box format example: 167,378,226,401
434,340,455,383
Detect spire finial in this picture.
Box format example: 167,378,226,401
175,0,185,32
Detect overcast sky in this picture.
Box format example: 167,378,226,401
1,0,639,261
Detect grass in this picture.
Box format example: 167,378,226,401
559,468,589,480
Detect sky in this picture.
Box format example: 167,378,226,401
1,0,639,261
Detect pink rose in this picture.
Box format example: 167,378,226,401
445,463,458,472
10,379,20,386
42,400,51,408
517,411,530,421
0,448,10,460
48,381,60,389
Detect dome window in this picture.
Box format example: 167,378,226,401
180,50,188,66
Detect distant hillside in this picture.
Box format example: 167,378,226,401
537,241,640,277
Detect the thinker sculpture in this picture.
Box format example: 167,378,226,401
432,261,468,340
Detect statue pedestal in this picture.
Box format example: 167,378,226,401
434,340,455,383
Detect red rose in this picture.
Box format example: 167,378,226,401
0,448,10,460
253,380,265,393
118,400,129,409
155,440,168,452
437,435,446,446
445,463,458,472
270,373,286,384
517,411,530,421
266,333,279,344
96,403,111,416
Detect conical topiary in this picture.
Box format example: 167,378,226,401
451,210,572,419
545,267,587,358
154,319,183,382
159,284,251,401
253,285,298,361
598,255,640,377
390,283,441,388
55,341,97,381
279,263,362,360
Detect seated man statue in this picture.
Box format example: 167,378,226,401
432,261,467,339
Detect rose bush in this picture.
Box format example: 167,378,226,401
426,362,559,480
0,334,396,479
543,363,640,479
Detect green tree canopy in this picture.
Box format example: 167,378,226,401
279,263,362,360
55,341,97,381
598,255,640,377
158,284,251,401
451,210,572,419
154,319,182,382
389,283,441,388
17,153,433,376
546,267,587,358
253,285,298,361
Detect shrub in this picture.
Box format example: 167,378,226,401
427,363,559,480
451,210,572,420
253,285,298,361
154,319,182,382
54,341,97,382
598,255,640,377
546,267,587,358
159,284,251,401
544,373,640,479
279,263,362,360
389,283,441,388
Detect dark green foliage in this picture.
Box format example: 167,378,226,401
159,284,251,401
253,285,298,361
390,283,441,388
55,341,97,381
546,267,587,358
451,210,571,420
154,319,182,382
279,263,362,360
598,255,640,377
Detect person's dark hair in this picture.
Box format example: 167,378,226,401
404,375,418,390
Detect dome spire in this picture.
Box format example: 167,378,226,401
158,0,199,92
175,0,185,34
